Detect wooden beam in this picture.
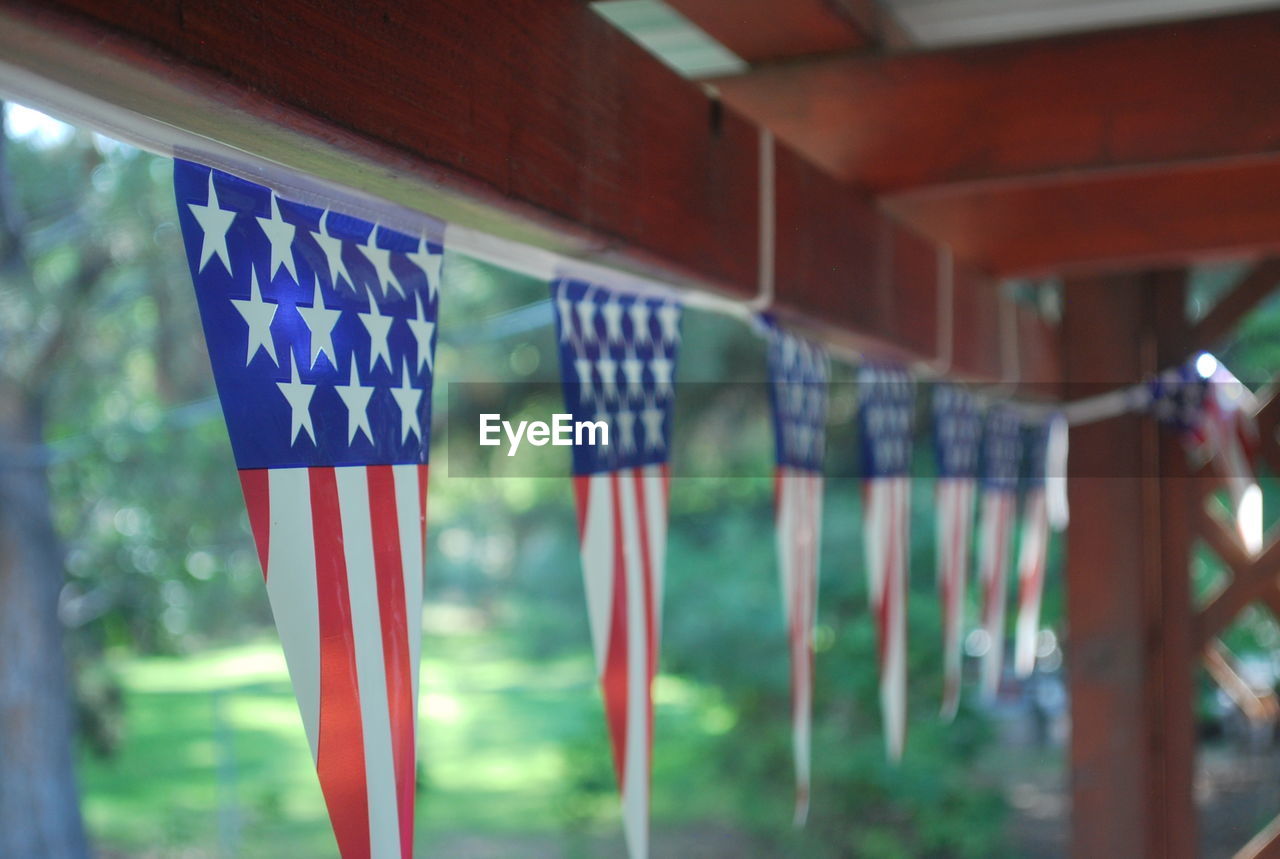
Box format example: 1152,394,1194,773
713,10,1280,195
662,0,875,64
1063,270,1196,859
1194,514,1280,649
1237,812,1280,859
1189,258,1280,353
0,0,1059,385
886,160,1280,277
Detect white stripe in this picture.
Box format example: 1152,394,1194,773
978,491,1010,700
618,469,650,859
265,468,321,761
642,465,668,646
335,467,401,859
884,477,909,762
392,465,425,725
1014,491,1048,677
580,473,615,675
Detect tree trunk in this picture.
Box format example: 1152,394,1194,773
0,382,89,858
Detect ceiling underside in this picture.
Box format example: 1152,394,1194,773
598,0,1280,278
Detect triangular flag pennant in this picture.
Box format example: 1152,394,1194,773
977,409,1020,702
1151,355,1260,552
931,385,981,720
857,366,915,761
175,160,441,858
551,279,681,859
1014,420,1052,678
764,318,829,824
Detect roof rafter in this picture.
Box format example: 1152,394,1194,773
0,0,1059,385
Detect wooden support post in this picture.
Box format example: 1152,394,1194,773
1062,271,1196,858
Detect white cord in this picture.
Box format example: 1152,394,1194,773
749,128,776,312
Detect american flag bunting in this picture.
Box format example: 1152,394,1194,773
932,385,981,720
175,160,440,859
551,278,681,859
765,319,828,824
977,409,1020,701
1151,356,1259,550
858,366,915,761
1014,421,1051,678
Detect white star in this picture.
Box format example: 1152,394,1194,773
358,293,394,372
406,239,443,300
616,408,636,453
557,295,576,341
390,360,424,444
597,355,619,401
295,282,341,369
621,350,645,397
628,302,651,346
601,298,625,343
651,350,674,397
188,171,237,274
358,243,405,299
312,213,350,290
641,403,665,451
276,353,316,445
230,269,278,366
575,297,598,343
334,359,376,445
656,303,681,343
574,357,595,404
256,195,299,283
406,292,436,373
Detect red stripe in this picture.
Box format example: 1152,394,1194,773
573,475,591,539
631,468,657,773
876,483,897,664
309,467,371,859
239,469,271,579
366,466,416,858
601,473,630,788
774,467,784,517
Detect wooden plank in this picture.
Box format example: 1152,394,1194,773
0,0,1058,385
1063,270,1196,858
1063,276,1150,859
1195,519,1280,648
1189,259,1280,352
662,0,874,63
886,160,1280,276
1237,812,1280,859
1148,271,1197,859
712,10,1280,194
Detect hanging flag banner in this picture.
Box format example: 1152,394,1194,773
765,319,829,825
932,385,981,720
858,366,915,761
551,278,681,859
1151,355,1260,552
1014,420,1051,678
174,159,441,859
977,409,1021,701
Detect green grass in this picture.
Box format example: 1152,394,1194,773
79,608,740,856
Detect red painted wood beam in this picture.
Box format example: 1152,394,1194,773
0,0,1059,385
1062,271,1196,859
662,0,876,63
713,10,1280,195
887,160,1280,277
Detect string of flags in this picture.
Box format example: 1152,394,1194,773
173,157,1258,858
